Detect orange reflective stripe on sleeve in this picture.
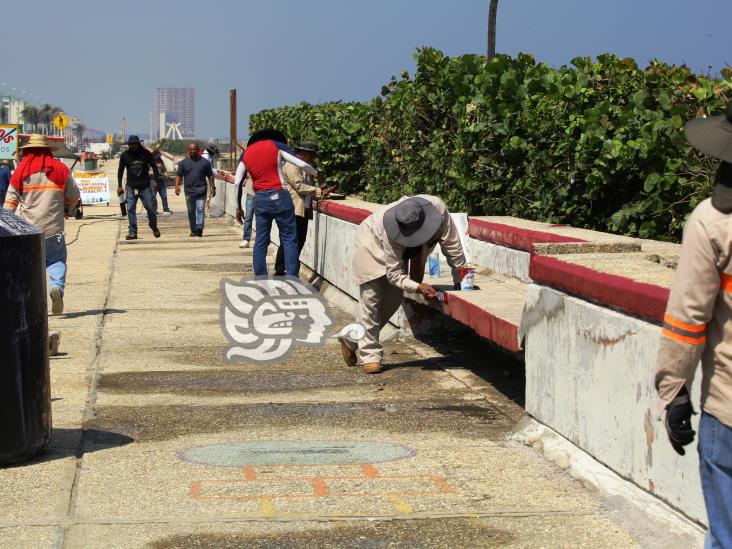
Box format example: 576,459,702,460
663,314,706,333
722,273,732,293
662,327,707,345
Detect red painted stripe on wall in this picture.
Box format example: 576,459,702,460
530,255,669,322
468,219,586,252
317,201,372,225
442,294,520,353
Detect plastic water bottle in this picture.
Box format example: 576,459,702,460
428,251,440,278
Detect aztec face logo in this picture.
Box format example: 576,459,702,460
220,277,335,364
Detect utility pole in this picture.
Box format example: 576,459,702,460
229,89,237,169
120,109,126,144
487,0,499,59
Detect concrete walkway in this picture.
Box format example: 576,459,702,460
1,174,700,548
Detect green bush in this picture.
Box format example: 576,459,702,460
250,49,731,240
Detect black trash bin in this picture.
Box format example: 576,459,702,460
0,209,52,465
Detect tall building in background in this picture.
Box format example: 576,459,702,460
154,87,195,139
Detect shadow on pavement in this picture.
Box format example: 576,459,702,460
61,308,127,319
2,428,134,468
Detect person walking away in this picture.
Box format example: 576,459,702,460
3,134,80,315
151,149,172,215
655,103,732,549
117,135,161,240
175,142,215,237
234,155,255,248
274,141,330,276
339,195,467,374
0,159,11,206
240,129,318,277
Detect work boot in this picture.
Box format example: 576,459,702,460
125,232,137,240
152,227,161,238
362,362,383,375
50,286,64,316
196,229,203,237
49,332,61,356
338,338,357,367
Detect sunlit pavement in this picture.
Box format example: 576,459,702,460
0,164,695,548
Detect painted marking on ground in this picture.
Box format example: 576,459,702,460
178,440,416,467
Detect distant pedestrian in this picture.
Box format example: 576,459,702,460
175,142,215,237
3,134,80,315
151,149,172,215
234,155,255,248
339,195,467,374
0,159,11,206
241,129,318,277
274,141,330,276
117,135,161,240
655,103,732,549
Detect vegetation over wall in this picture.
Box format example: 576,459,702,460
251,48,731,240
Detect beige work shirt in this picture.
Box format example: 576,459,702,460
655,198,732,428
282,163,321,217
352,194,467,292
3,170,79,237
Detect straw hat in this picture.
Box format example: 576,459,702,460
20,134,54,150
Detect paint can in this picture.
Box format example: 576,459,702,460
459,266,476,291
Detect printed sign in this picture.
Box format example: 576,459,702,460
53,113,69,131
73,170,110,205
0,125,19,159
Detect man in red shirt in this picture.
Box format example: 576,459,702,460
241,129,318,277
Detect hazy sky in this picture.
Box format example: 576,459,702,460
2,0,728,139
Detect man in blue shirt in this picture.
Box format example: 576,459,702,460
175,143,215,237
0,160,12,206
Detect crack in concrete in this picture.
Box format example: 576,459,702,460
56,220,122,549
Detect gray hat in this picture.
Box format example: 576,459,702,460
684,103,732,164
383,197,442,247
295,141,319,153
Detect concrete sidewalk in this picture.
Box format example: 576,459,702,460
0,187,702,548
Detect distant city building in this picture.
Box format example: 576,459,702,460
154,87,195,139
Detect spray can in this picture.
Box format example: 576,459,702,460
428,251,440,278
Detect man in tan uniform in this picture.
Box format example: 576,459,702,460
655,104,732,548
4,134,79,315
339,194,467,374
274,141,329,276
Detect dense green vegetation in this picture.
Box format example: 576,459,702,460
251,48,731,240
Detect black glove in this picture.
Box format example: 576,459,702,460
665,387,695,456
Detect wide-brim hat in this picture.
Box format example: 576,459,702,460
684,103,732,164
20,134,53,150
247,128,287,147
295,141,319,153
125,135,142,145
383,196,443,247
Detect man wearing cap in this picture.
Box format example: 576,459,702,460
273,141,330,276
339,194,467,374
655,103,732,548
117,135,161,240
3,134,80,315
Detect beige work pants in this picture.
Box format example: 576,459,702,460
346,276,404,365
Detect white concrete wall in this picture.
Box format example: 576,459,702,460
470,239,531,282
522,284,706,524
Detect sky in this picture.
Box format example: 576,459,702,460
2,0,729,140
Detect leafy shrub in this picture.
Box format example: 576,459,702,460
251,49,731,240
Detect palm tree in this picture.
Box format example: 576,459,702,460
39,104,62,135
21,105,41,132
487,0,499,59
